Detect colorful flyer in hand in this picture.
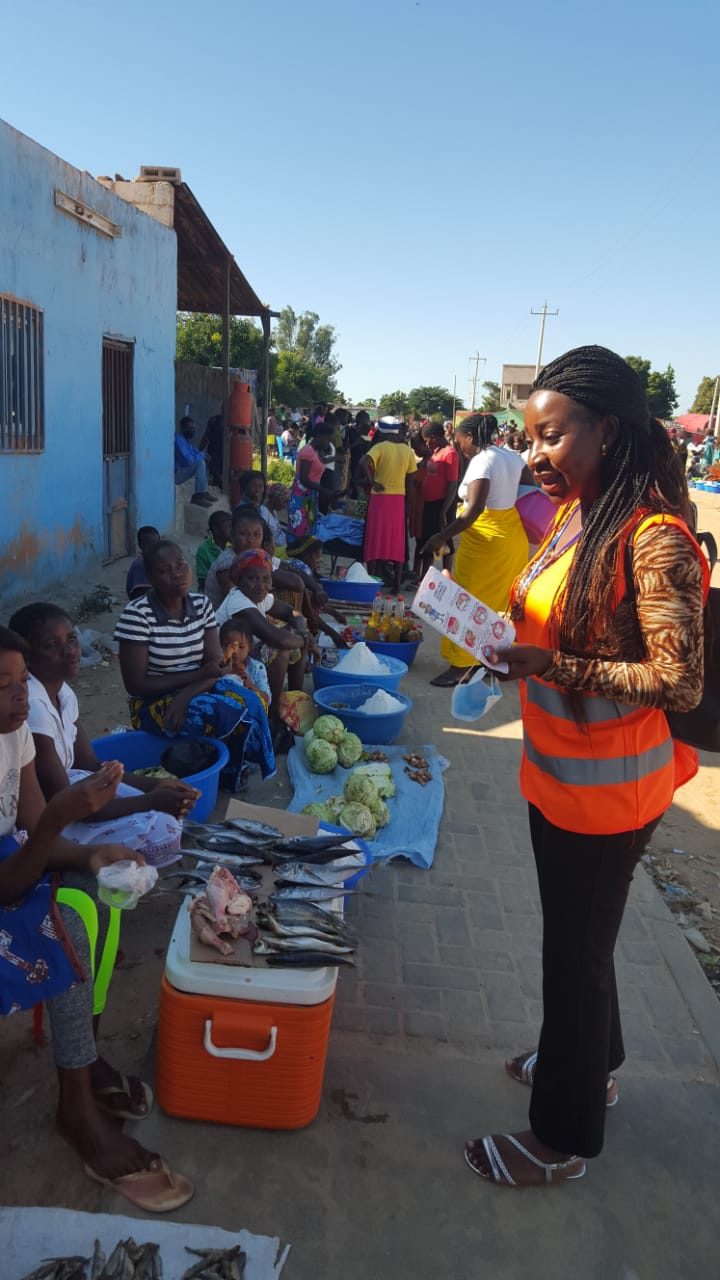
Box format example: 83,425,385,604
411,567,515,671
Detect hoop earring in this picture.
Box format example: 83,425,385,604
600,442,608,457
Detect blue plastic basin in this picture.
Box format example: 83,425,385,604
312,652,408,693
320,577,380,604
313,682,412,745
92,731,230,823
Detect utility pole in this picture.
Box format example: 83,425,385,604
469,352,486,411
531,302,558,378
451,374,457,425
709,375,720,441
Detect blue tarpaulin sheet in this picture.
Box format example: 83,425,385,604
287,743,447,870
315,513,365,545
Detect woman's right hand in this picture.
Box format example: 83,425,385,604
163,693,190,733
200,658,225,682
148,781,200,818
43,761,124,830
371,481,385,493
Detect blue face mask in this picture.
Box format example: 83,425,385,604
450,671,502,722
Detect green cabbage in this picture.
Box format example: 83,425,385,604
305,737,338,774
350,763,396,799
338,802,377,839
313,714,346,745
343,773,380,807
336,731,363,768
301,802,340,823
370,797,390,829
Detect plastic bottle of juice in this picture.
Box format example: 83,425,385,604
364,616,379,642
372,591,384,618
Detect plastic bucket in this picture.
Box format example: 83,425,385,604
320,578,380,604
92,731,230,823
312,652,408,693
366,637,422,667
313,683,412,745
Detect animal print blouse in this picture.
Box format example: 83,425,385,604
544,522,705,713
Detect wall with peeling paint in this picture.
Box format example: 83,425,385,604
0,120,177,606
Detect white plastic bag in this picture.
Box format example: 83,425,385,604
450,670,502,723
97,860,158,910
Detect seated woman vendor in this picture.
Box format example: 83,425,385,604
10,603,198,868
0,625,193,1213
215,549,318,724
114,540,275,782
203,505,304,610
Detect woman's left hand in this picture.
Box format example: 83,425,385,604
488,644,554,680
163,693,190,734
87,843,146,875
420,533,440,556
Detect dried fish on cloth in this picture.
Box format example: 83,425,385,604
2,1208,289,1280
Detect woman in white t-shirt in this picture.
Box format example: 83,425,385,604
10,603,201,868
422,413,534,686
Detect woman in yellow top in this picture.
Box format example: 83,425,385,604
423,413,532,686
464,346,707,1189
359,419,418,593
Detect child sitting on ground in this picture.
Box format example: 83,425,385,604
219,616,271,708
125,526,160,600
286,536,349,647
196,510,231,592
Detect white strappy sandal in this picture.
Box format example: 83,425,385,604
506,1050,619,1107
464,1134,586,1187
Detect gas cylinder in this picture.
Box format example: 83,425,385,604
228,381,254,506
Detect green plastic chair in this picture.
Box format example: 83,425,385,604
32,889,122,1045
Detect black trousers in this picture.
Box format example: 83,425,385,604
528,803,661,1159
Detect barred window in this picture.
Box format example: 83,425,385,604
0,294,44,451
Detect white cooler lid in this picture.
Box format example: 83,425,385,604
165,901,338,1006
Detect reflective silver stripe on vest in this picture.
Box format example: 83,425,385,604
524,733,674,787
526,679,638,724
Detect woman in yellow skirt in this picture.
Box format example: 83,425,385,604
422,414,533,686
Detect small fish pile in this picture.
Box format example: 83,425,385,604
20,1237,161,1279
181,1245,245,1279
256,899,356,967
189,865,254,956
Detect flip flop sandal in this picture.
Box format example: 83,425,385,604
429,668,471,688
95,1074,154,1122
85,1157,194,1213
505,1051,619,1107
464,1134,586,1187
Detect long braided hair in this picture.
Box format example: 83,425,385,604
455,413,498,450
530,345,689,660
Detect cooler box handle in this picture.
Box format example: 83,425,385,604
203,1018,278,1062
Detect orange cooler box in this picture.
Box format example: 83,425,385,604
157,902,337,1130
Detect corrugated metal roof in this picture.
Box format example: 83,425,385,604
174,182,268,318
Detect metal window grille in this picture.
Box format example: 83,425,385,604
0,294,45,451
102,339,133,457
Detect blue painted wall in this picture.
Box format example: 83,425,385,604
0,119,177,604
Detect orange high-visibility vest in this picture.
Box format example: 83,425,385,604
513,506,709,835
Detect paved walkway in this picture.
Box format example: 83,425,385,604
3,624,720,1279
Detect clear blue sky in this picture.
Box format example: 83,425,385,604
3,0,718,410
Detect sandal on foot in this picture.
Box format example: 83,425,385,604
84,1157,194,1213
429,667,474,688
464,1134,586,1187
95,1073,154,1122
506,1051,619,1108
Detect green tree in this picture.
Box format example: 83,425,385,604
176,312,265,370
271,350,337,409
407,386,462,418
358,397,378,408
275,306,341,378
624,356,678,419
479,380,502,412
690,376,719,414
378,390,409,417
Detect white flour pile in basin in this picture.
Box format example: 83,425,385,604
336,643,390,675
356,689,405,715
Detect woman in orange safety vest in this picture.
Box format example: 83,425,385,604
465,345,709,1189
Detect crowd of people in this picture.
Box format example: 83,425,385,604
1,348,710,1210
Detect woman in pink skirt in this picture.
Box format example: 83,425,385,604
359,420,418,592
